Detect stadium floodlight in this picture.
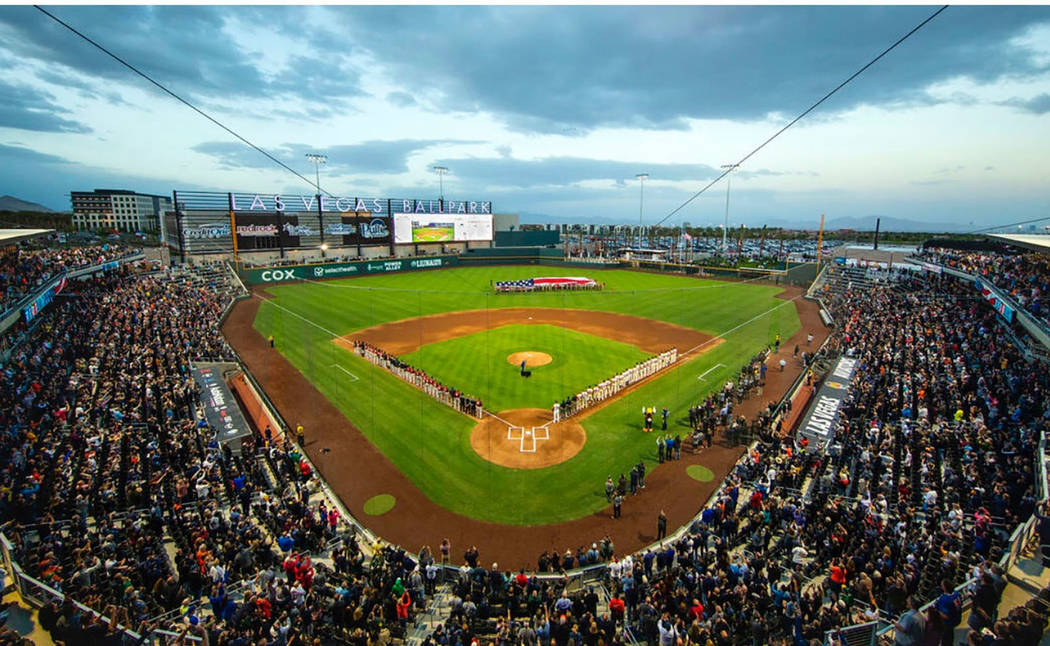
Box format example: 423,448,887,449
432,166,450,201
636,173,649,248
305,153,328,194
720,164,740,253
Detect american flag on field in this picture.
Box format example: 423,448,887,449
495,277,598,291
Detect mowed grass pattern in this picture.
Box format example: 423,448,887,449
252,265,800,524
402,324,651,412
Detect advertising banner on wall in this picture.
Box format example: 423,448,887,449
329,214,392,246
242,255,456,284
234,213,307,250
192,363,253,454
975,278,1016,323
798,355,859,453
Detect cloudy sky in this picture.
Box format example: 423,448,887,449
0,5,1049,228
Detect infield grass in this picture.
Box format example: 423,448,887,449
402,324,651,412
252,265,801,525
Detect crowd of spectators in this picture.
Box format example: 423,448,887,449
2,243,1049,646
0,242,133,312
0,258,430,646
918,247,1050,327
419,270,1049,646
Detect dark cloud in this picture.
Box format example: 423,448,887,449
0,79,91,133
314,6,1050,133
0,143,214,210
386,91,417,108
33,69,129,106
0,143,71,164
193,139,483,175
428,156,760,188
0,6,362,107
6,6,1046,137
1000,93,1050,114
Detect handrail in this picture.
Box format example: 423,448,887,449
0,251,145,335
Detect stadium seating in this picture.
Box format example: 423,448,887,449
0,241,1047,646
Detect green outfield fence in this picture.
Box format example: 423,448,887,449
236,247,818,286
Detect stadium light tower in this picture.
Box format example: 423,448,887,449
636,173,649,248
720,164,739,253
305,153,327,194
433,166,449,201
306,153,328,255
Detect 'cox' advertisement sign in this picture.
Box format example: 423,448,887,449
260,268,300,282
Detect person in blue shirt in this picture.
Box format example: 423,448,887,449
277,533,295,553
934,579,962,646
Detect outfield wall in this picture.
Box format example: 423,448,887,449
236,247,815,286
239,255,459,284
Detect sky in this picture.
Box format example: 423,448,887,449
0,4,1048,229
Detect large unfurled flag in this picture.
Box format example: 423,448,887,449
682,232,692,241
532,277,597,287
495,276,598,291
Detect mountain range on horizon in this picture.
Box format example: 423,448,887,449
0,195,55,213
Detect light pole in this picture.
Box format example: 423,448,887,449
720,164,739,254
635,173,649,249
306,153,328,256
306,153,327,194
432,166,449,202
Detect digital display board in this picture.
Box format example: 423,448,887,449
394,213,493,244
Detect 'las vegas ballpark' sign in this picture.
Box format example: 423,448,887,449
228,193,492,215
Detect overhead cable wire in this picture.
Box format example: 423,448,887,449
965,215,1050,235
33,5,333,196
652,5,950,228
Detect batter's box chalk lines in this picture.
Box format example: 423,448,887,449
330,364,360,382
697,364,725,381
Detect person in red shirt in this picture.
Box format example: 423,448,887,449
609,595,625,625
690,599,704,621
750,490,763,511
396,590,412,628
255,595,272,619
829,560,847,595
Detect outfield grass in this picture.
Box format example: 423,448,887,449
252,265,800,525
402,324,651,412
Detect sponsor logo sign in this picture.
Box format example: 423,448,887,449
798,356,859,451
192,364,252,448
260,269,300,282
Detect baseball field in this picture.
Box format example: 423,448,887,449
412,224,455,242
246,265,801,527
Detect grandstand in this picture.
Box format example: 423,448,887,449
0,233,1046,646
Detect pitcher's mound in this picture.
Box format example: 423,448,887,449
471,408,586,469
507,351,552,368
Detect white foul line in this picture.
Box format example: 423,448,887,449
254,293,343,338
330,364,360,382
697,363,725,381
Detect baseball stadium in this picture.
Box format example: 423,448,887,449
3,5,1050,646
